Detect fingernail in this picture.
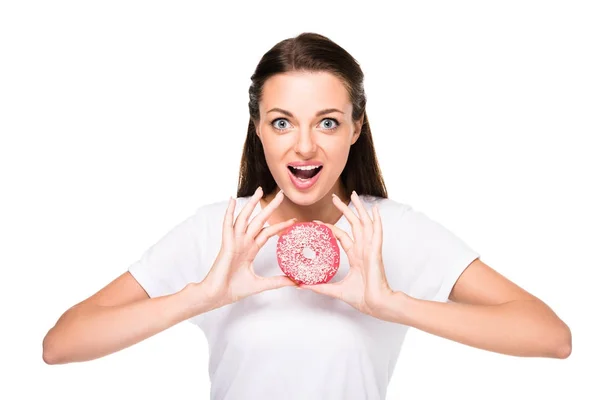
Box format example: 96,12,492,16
352,190,357,196
256,186,262,193
278,189,284,196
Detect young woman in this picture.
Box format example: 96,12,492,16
42,32,572,399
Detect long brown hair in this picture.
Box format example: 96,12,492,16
237,32,388,200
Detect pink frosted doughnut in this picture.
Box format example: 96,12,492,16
276,222,340,285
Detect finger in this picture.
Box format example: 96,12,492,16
221,197,236,246
254,217,296,249
298,282,343,300
313,220,354,254
372,204,383,251
246,189,284,238
234,186,263,236
257,275,298,292
332,193,361,226
332,193,362,244
351,191,373,236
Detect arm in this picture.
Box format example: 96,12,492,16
42,272,214,365
376,259,572,359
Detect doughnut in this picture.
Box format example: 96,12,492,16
276,221,340,285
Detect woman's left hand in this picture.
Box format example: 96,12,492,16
298,191,395,318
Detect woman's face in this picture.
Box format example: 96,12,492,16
255,71,362,206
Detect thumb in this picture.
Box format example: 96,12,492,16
299,282,343,300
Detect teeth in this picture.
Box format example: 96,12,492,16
291,165,321,171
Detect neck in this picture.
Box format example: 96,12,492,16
260,185,350,227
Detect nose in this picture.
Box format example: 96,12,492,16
293,128,317,157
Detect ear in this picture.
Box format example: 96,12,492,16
351,114,364,145
253,119,261,139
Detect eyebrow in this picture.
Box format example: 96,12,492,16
266,108,344,117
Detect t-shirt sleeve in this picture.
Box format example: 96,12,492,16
127,207,206,299
396,206,480,303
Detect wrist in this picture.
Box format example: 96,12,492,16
375,291,416,325
178,281,221,320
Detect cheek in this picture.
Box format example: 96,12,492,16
260,139,289,171
261,135,294,157
324,139,351,161
331,151,350,170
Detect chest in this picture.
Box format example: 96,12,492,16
197,239,405,358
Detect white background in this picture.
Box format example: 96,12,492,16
2,1,598,399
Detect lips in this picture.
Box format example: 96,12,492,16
287,161,323,167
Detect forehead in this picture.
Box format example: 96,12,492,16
260,71,351,113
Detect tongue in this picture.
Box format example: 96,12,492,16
294,167,319,179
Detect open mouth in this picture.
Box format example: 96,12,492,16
287,165,323,180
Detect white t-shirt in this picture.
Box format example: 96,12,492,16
128,194,480,400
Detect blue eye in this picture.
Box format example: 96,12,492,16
270,118,340,132
320,118,339,130
271,118,292,131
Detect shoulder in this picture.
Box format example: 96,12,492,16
358,195,443,236
358,195,411,220
194,196,254,222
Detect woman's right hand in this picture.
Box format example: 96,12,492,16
192,186,297,311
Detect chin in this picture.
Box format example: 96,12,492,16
279,189,314,206
279,184,332,207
